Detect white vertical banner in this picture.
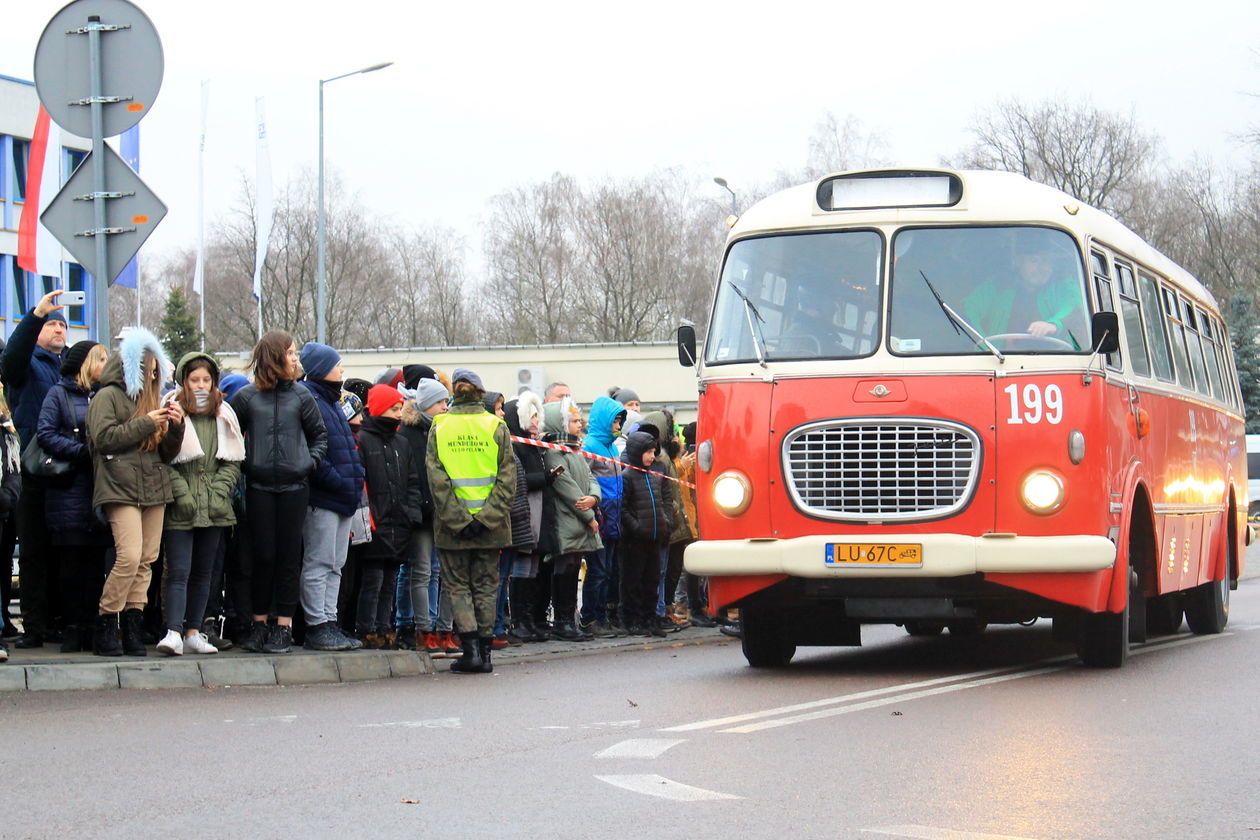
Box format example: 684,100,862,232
194,81,208,349
253,96,274,338
192,81,208,297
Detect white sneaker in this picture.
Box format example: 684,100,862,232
182,631,218,655
157,629,184,656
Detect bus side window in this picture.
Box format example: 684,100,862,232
1138,274,1174,382
1114,261,1150,377
1090,251,1121,369
1162,285,1194,389
1180,297,1210,396
1196,306,1225,401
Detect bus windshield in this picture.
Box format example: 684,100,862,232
889,226,1091,355
705,230,883,364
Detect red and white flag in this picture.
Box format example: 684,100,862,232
17,106,63,278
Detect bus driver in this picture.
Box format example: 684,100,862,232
963,230,1086,346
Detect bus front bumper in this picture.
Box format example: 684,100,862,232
685,533,1116,578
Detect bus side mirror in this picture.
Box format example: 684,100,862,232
1091,311,1120,354
677,323,697,367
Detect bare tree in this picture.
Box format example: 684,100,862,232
389,225,472,347
953,98,1158,218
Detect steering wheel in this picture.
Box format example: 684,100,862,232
983,332,1076,351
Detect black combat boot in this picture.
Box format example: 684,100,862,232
476,636,494,673
121,609,147,656
449,632,485,674
93,613,122,657
396,623,417,650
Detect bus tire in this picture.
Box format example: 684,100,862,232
1145,594,1183,636
1184,573,1229,635
904,621,945,637
741,606,796,668
1077,570,1134,668
946,620,987,636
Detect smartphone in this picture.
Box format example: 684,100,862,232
60,291,86,306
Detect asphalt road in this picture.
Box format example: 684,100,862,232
5,581,1260,839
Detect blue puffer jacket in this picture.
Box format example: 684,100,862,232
36,377,101,536
583,396,626,540
2,309,65,446
302,377,364,517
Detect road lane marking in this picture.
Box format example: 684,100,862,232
721,665,1067,733
595,738,687,759
661,657,1076,733
358,718,462,729
663,631,1234,736
863,825,1044,840
594,774,741,801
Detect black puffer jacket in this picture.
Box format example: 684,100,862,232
398,404,434,527
358,415,424,561
230,380,328,493
619,431,673,547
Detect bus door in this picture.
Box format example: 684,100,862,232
767,374,999,541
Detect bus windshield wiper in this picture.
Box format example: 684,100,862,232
919,270,1005,363
727,281,768,367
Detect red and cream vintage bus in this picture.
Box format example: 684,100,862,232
678,168,1247,668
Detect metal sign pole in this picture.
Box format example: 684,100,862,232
86,14,110,342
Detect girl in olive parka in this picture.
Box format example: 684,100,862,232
155,352,245,656
541,398,601,641
87,328,184,656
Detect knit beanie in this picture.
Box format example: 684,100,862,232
611,387,640,405
451,368,484,390
367,384,404,416
403,364,437,390
412,378,449,412
299,342,341,381
44,310,67,325
220,373,250,401
373,367,404,387
60,340,100,377
339,391,364,422
343,378,372,405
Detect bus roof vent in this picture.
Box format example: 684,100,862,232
816,170,963,212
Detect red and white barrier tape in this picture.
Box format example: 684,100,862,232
509,434,696,489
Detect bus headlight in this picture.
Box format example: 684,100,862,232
1020,470,1065,515
712,470,752,516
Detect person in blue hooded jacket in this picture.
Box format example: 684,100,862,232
580,395,627,635
298,342,366,651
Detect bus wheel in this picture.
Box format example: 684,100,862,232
1184,572,1229,635
740,606,796,668
904,621,945,637
946,620,987,636
1145,594,1183,636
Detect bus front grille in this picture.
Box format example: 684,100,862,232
781,419,981,521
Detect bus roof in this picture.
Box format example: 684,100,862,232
730,169,1217,311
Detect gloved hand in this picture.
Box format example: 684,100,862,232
459,519,488,540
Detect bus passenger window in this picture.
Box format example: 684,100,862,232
1198,309,1225,401
1115,262,1150,377
1163,288,1194,390
1091,251,1121,369
1138,274,1174,382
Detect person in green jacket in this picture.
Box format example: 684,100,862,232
541,398,602,641
87,328,185,657
156,353,245,656
426,368,516,673
962,229,1087,346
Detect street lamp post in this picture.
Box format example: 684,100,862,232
713,176,737,216
317,61,393,345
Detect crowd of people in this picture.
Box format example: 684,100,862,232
0,291,720,672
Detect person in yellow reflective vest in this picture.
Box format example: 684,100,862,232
426,368,516,673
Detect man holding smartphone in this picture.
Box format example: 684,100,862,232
1,289,69,648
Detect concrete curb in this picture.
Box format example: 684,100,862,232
0,649,434,692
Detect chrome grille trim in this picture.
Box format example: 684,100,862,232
781,418,981,522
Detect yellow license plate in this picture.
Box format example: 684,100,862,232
825,543,923,566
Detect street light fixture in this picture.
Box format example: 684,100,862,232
317,61,394,344
713,176,737,216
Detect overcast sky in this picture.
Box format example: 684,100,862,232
2,0,1257,267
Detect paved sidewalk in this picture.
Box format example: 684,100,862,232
0,624,731,691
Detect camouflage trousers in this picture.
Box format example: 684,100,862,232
438,548,501,636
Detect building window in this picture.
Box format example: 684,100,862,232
8,256,29,320
10,137,29,202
